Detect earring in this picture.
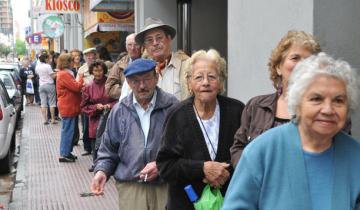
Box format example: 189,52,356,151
277,77,283,96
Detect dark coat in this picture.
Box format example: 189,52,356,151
156,95,245,210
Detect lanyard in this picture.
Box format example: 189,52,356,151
193,104,217,158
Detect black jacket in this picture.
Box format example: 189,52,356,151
156,95,244,210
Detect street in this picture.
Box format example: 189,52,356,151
0,106,119,210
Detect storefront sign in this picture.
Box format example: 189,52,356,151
42,16,65,38
26,33,42,44
41,0,81,14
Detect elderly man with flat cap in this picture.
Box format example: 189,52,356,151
91,58,178,210
135,17,189,100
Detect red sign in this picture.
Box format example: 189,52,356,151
43,0,81,14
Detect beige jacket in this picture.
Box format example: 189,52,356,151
104,55,130,99
105,51,189,100
158,51,189,100
76,63,94,85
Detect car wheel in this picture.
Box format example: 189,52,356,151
0,149,12,174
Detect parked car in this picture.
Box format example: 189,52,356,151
0,63,24,113
0,79,17,174
0,72,23,119
0,63,22,90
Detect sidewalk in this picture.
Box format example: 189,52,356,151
9,106,118,210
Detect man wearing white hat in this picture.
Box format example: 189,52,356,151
76,48,96,156
135,17,189,100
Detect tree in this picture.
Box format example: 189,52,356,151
15,39,27,56
0,44,11,57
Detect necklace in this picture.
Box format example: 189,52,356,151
193,104,217,158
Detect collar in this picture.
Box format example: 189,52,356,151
133,89,157,111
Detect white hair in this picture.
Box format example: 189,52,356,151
287,52,359,122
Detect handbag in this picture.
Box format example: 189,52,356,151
26,79,34,94
193,185,224,210
95,108,110,150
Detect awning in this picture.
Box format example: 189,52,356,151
84,23,134,38
90,0,134,12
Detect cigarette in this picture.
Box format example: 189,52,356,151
144,174,148,182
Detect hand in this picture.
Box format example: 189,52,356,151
91,171,107,195
96,104,104,110
78,72,84,80
139,161,158,182
27,75,34,79
203,161,230,188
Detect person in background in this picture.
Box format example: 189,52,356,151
20,56,36,105
230,30,322,166
50,52,60,70
105,33,142,100
156,49,245,210
91,59,178,209
35,52,57,124
135,17,189,100
96,46,112,62
80,60,117,172
222,53,360,210
56,53,84,162
70,48,84,146
77,48,96,156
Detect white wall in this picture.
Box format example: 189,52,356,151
314,0,360,138
228,0,313,102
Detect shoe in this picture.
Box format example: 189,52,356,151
69,153,78,160
81,151,91,156
59,156,75,162
43,121,49,125
88,165,95,172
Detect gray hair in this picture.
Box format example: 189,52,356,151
287,52,359,122
184,49,227,96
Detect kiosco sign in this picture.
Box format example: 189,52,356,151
42,0,81,14
42,16,65,38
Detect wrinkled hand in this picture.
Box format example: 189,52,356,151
104,104,111,110
91,171,107,195
78,72,84,80
203,161,230,188
139,161,158,182
96,104,104,110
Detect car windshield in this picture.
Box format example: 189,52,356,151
0,74,14,90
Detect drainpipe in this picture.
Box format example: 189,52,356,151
177,0,191,55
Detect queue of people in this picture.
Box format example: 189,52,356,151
21,16,360,210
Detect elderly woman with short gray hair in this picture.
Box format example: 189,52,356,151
156,49,245,210
222,52,360,210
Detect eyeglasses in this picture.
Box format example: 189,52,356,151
126,43,140,48
144,35,165,45
191,74,219,83
128,77,155,86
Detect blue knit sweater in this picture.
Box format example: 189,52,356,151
222,122,360,210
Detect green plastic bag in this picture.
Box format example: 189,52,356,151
193,184,224,210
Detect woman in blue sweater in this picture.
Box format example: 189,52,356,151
222,53,360,210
